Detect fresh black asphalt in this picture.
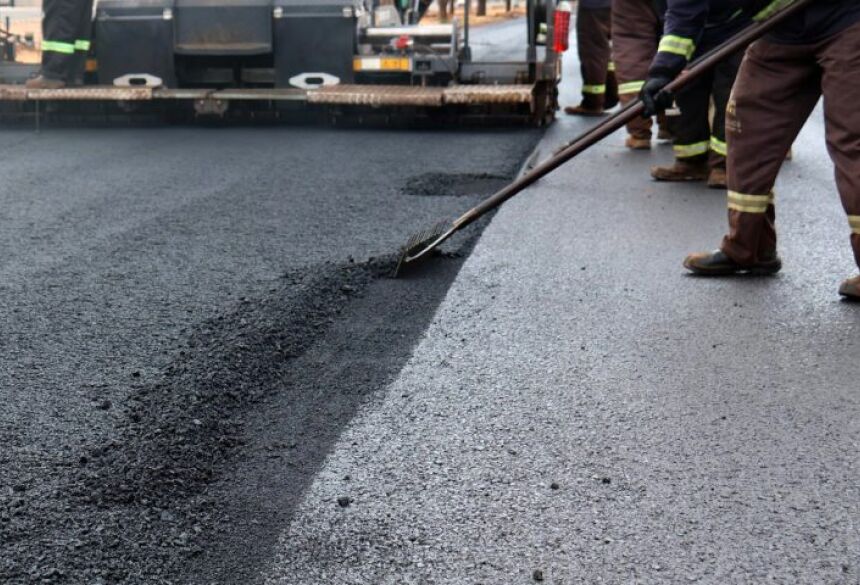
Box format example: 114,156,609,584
0,119,540,583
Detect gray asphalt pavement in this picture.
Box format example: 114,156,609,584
0,21,542,582
263,28,860,585
3,16,859,585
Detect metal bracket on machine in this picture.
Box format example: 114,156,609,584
193,96,228,117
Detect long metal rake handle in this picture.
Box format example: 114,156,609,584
451,0,815,234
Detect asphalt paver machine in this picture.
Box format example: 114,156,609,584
0,0,566,123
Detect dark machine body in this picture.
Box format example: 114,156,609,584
0,0,564,123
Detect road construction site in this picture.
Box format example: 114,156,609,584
1,13,858,585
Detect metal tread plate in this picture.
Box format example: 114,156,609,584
443,84,534,105
307,85,444,107
27,86,154,101
0,83,535,107
209,88,307,101
0,85,28,101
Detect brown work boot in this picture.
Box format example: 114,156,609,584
25,75,66,89
564,103,606,117
625,135,651,150
707,167,727,189
683,249,782,276
838,275,860,300
657,127,674,141
651,159,709,182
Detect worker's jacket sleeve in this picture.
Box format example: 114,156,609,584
648,0,708,78
648,0,805,78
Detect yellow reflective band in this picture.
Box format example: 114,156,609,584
710,136,727,156
848,215,860,235
42,40,75,54
607,61,616,72
673,141,709,158
582,84,606,95
658,35,696,60
74,39,91,51
754,0,795,22
618,80,644,95
727,191,774,214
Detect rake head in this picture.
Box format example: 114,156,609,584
394,218,454,277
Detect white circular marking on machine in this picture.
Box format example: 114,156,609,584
288,72,340,90
113,73,164,88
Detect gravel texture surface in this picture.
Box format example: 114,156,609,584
0,116,540,582
263,39,860,585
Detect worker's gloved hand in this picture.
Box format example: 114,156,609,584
639,75,675,118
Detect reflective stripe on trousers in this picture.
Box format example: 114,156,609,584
673,141,709,159
582,84,607,95
710,136,728,156
618,80,644,95
42,40,75,54
727,191,775,214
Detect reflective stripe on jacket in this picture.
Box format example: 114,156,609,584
649,0,860,78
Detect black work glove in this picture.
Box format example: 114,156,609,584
639,75,675,118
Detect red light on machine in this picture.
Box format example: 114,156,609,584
395,34,411,50
553,1,572,53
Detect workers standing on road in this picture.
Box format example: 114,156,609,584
611,0,671,149
26,0,95,88
649,5,749,188
565,0,619,116
639,0,860,299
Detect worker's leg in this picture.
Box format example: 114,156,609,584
611,0,660,144
818,21,860,274
605,60,619,110
68,0,94,84
720,39,821,265
40,0,79,81
673,74,712,163
570,5,612,113
650,72,712,181
709,50,744,172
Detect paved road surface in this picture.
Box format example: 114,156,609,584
3,15,859,585
264,23,860,585
0,20,541,584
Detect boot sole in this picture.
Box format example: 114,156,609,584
683,259,782,276
838,285,860,300
653,175,708,182
626,141,652,151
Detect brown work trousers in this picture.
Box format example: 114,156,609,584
672,49,743,169
611,0,661,139
576,5,617,110
722,21,860,270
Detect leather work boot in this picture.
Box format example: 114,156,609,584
625,135,651,150
564,103,606,117
838,275,860,300
707,167,727,189
657,127,674,141
651,159,709,182
25,75,66,89
683,249,782,276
